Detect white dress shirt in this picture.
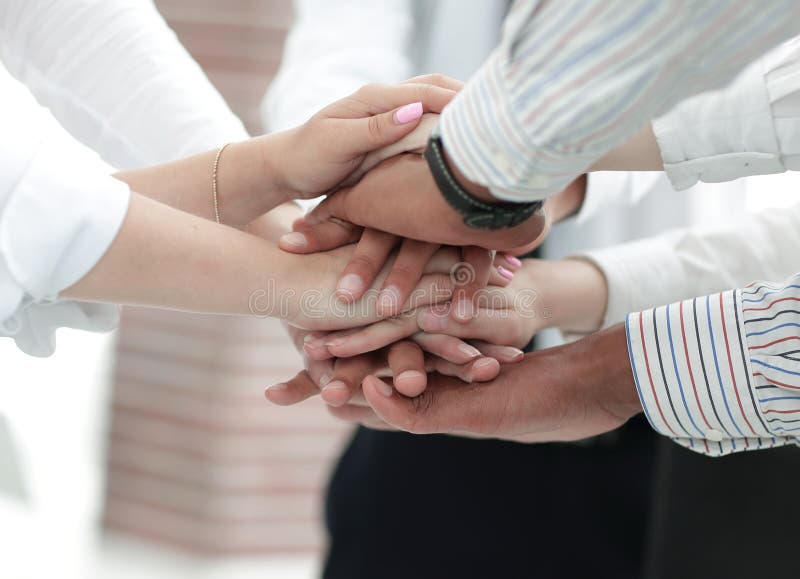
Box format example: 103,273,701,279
439,0,800,201
0,0,247,357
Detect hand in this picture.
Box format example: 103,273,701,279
267,327,522,410
328,324,643,442
265,76,461,201
299,256,608,359
296,153,547,252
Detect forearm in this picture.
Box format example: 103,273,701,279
62,192,296,315
439,0,800,202
115,136,289,228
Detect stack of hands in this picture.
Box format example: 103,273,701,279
255,75,642,443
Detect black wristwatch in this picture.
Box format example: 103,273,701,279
424,129,542,230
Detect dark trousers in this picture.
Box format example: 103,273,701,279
323,417,657,579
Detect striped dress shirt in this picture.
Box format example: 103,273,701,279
439,0,800,201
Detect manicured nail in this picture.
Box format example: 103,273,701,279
324,336,346,349
498,266,515,281
504,254,522,268
336,273,364,299
375,378,394,397
265,383,287,394
473,358,496,369
452,297,474,321
397,370,424,382
378,286,400,312
458,344,481,358
393,101,423,124
420,310,448,331
280,231,308,247
322,381,349,406
499,347,525,360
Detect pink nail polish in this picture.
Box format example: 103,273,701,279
498,266,515,281
393,101,423,124
376,379,394,397
504,254,522,268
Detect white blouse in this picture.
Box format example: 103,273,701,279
0,0,247,357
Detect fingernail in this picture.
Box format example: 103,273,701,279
304,337,326,351
504,254,522,268
452,298,474,321
500,347,525,360
375,379,394,397
322,381,349,405
393,101,423,124
396,370,424,383
498,266,515,281
324,337,346,349
266,383,287,393
320,372,332,387
336,273,364,299
420,310,448,331
458,344,481,358
378,286,400,312
281,231,308,247
473,358,496,369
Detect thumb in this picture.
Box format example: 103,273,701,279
362,374,499,435
348,101,424,153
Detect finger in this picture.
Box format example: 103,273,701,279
347,82,457,117
418,306,531,348
327,404,397,431
378,239,440,316
432,356,501,383
450,246,494,323
347,113,438,185
404,74,465,92
336,229,399,303
410,332,483,365
321,354,385,408
496,253,523,272
265,370,320,406
278,218,361,253
321,316,418,358
362,373,497,435
387,341,427,397
488,265,513,287
470,340,525,364
340,100,427,153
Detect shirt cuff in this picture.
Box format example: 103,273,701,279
0,115,130,316
653,56,786,191
438,51,579,203
625,291,781,457
578,233,688,327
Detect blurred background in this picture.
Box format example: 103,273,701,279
2,2,800,579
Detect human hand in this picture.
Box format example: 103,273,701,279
264,75,461,202
323,324,642,442
268,325,522,410
299,256,608,360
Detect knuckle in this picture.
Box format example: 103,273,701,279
367,114,384,142
348,252,379,273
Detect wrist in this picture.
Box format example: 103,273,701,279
573,324,642,419
442,147,496,204
520,258,608,335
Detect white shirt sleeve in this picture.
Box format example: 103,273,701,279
653,37,800,191
0,0,250,356
0,0,248,170
0,83,130,356
262,0,414,132
438,0,800,202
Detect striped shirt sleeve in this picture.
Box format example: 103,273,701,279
626,273,800,456
439,0,800,202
